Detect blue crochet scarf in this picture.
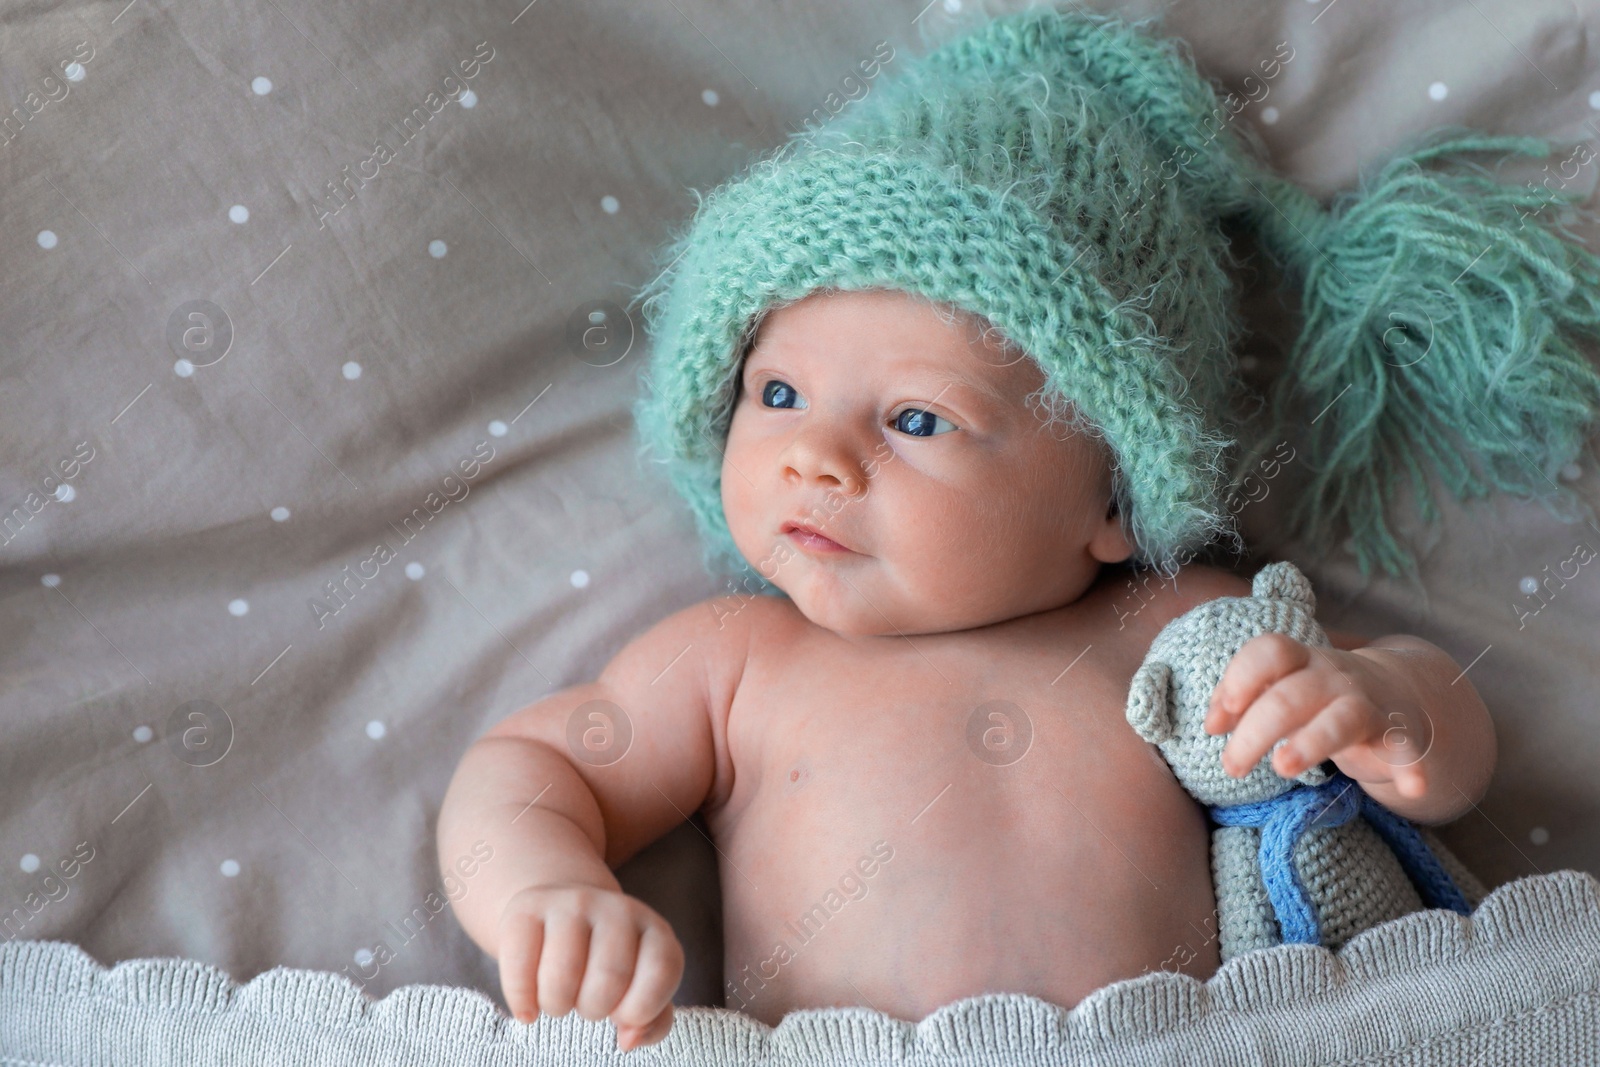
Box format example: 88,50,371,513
1207,768,1474,945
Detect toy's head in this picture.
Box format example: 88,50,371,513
1125,560,1334,805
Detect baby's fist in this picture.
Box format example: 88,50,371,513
496,883,686,1052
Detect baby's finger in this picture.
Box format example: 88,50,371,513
610,921,685,1030
1391,755,1428,800
617,1004,675,1052
1376,703,1436,772
498,909,545,1023
1274,692,1379,778
575,917,641,1022
1220,667,1341,777
536,910,591,1019
1206,633,1312,733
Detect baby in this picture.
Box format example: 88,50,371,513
435,285,1496,1049
433,0,1600,1050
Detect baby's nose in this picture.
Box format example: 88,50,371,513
779,433,868,495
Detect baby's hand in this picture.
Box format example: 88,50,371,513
1202,633,1429,799
497,883,686,1052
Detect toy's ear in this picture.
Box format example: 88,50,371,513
1125,659,1175,744
1295,759,1333,786
1251,560,1316,611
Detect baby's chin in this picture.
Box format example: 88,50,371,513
752,555,899,637
773,564,1001,639
766,568,875,636
739,533,1042,636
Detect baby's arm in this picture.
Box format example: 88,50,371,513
1340,635,1497,822
436,597,740,1050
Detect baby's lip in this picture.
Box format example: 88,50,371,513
780,520,855,554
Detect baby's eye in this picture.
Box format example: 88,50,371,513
760,380,807,410
892,407,958,437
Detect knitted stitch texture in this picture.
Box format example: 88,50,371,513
1209,768,1472,950
631,5,1600,586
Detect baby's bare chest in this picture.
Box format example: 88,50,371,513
704,604,1220,1020
756,632,1127,781
715,616,1174,846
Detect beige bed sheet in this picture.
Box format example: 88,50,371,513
2,0,1599,1027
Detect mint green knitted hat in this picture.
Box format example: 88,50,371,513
632,5,1600,588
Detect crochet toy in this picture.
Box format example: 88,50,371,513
629,5,1600,591
1125,559,1490,960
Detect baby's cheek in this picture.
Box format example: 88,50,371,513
935,478,1066,599
720,436,761,530
899,482,993,576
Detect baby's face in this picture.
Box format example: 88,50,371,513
722,287,1133,638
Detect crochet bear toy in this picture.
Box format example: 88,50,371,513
1125,560,1490,961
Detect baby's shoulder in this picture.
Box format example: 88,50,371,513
1098,561,1254,645
634,589,774,692
694,589,804,675
661,588,799,708
1162,562,1254,609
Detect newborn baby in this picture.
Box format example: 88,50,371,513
427,0,1596,1045
436,286,1498,1050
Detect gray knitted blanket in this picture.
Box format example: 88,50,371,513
4,870,1598,1065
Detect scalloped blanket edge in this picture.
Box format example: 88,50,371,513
3,869,1599,1065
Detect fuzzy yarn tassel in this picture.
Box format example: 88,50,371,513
1244,133,1600,579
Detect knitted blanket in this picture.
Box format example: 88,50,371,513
4,870,1597,1066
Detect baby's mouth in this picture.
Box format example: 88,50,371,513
780,521,854,554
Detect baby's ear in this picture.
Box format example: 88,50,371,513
1125,660,1175,744
1251,560,1316,611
